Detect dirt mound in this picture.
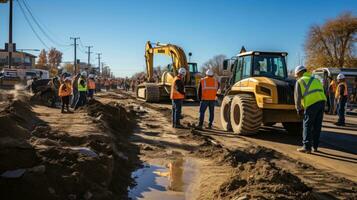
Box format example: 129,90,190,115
215,159,314,199
0,99,138,200
86,99,133,132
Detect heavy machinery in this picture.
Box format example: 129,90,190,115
220,48,302,135
136,41,201,102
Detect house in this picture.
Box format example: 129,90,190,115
0,49,36,70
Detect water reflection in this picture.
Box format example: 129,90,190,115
128,158,195,200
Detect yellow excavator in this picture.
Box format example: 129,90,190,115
136,41,201,102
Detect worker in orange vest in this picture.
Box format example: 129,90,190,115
171,68,186,128
58,77,72,113
328,76,337,114
197,69,219,129
335,73,348,126
87,74,96,100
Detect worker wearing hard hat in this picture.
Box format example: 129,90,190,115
294,65,327,153
87,74,96,100
171,68,186,128
335,73,348,126
328,76,337,114
74,71,88,110
196,69,219,129
58,77,72,113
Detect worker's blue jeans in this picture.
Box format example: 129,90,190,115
198,100,215,127
302,101,325,150
337,97,347,124
75,91,87,110
328,92,335,114
71,88,78,108
172,99,183,127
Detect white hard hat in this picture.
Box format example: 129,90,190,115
178,68,186,76
294,65,306,76
337,73,345,80
206,69,214,76
81,71,87,77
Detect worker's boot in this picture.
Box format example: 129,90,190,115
297,147,311,154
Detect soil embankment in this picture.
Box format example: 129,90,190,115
0,93,138,199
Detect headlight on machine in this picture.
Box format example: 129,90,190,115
256,86,272,96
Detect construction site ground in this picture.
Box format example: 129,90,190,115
0,89,356,200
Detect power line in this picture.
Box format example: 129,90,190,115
16,0,49,49
19,0,69,48
70,37,80,73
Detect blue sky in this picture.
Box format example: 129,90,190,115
0,0,356,77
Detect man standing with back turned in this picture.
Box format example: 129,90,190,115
294,65,327,153
171,68,186,128
335,73,348,126
197,69,219,129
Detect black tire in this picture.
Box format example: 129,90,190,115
230,94,262,135
220,96,233,131
282,122,303,135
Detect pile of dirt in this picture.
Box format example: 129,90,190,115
189,130,314,199
215,159,314,199
0,100,41,173
0,99,138,200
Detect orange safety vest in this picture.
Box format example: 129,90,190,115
88,79,96,89
170,76,185,100
200,76,218,100
335,82,348,98
329,80,337,93
58,83,72,97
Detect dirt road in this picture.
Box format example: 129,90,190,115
153,100,357,183
100,91,357,199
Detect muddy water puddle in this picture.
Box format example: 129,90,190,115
128,158,199,200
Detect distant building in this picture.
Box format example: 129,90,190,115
0,49,36,70
60,61,95,74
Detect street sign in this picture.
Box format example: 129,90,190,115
5,43,16,52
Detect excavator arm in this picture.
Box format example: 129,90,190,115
145,41,190,82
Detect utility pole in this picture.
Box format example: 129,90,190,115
96,53,102,74
8,0,13,68
85,46,93,69
70,37,80,74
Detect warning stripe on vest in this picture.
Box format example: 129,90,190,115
203,79,218,90
299,77,323,97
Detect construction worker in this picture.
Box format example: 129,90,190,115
70,73,80,108
328,76,337,114
335,73,348,126
197,69,219,129
74,72,88,110
87,74,96,100
48,76,60,107
171,68,186,128
294,65,327,153
58,77,72,113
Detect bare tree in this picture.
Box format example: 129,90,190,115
201,54,227,75
305,12,357,69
